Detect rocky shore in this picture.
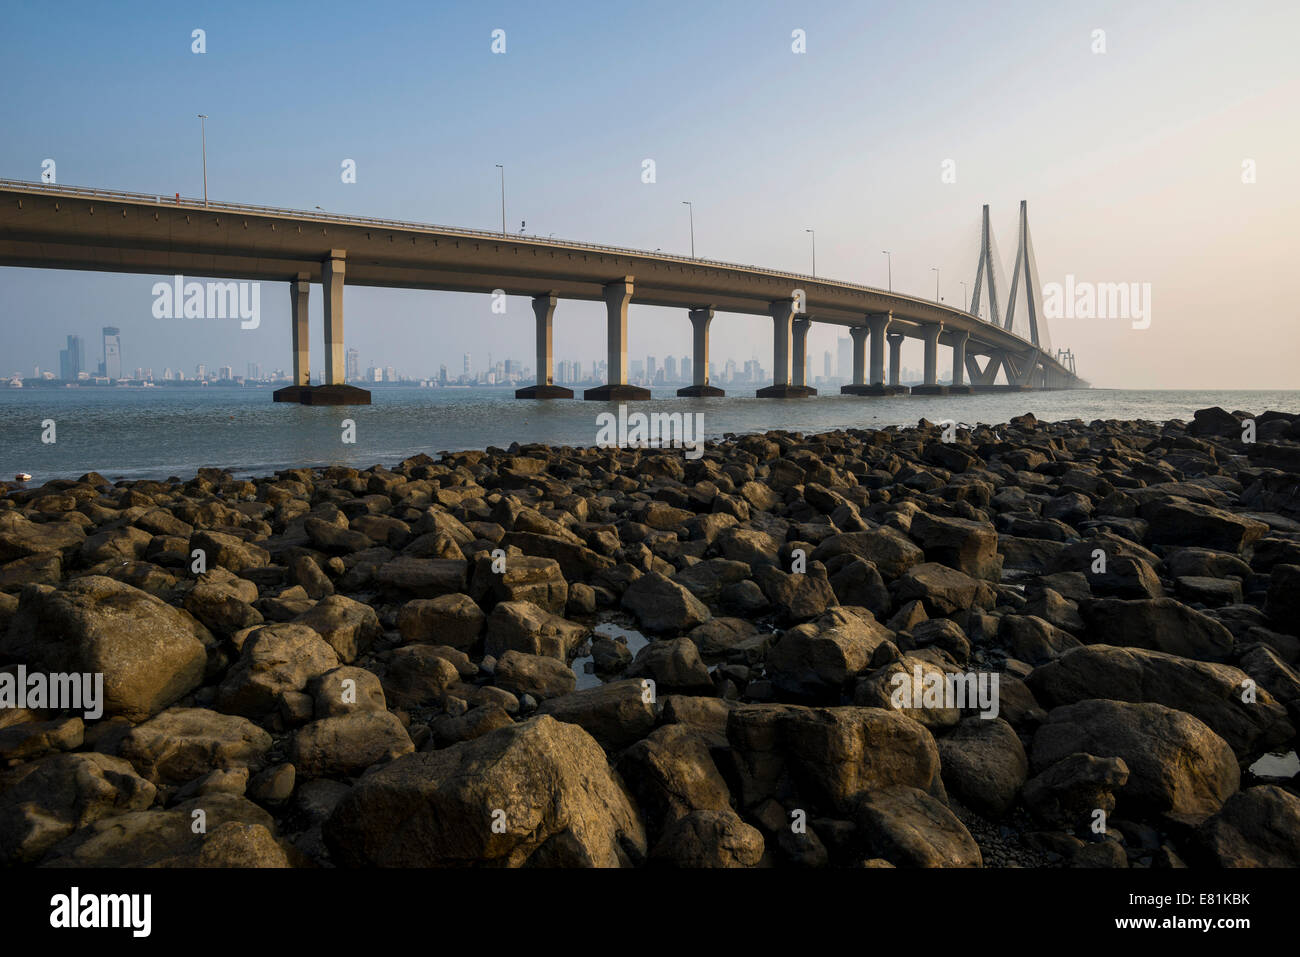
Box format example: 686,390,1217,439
1,406,1298,868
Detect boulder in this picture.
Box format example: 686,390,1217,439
621,572,711,633
1196,785,1300,867
323,715,646,866
1031,699,1239,823
110,707,272,786
484,600,588,660
936,717,1028,817
650,809,765,868
1021,752,1129,829
767,607,893,700
216,623,340,718
293,595,382,663
1081,598,1234,661
493,649,577,701
397,593,485,647
1027,644,1292,759
290,711,414,778
0,753,156,864
854,786,982,867
537,680,658,751
2,577,209,721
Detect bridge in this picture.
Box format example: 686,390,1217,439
0,179,1086,404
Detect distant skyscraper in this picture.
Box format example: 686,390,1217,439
385,366,396,382
196,364,207,380
345,348,359,382
463,353,471,375
823,350,832,379
101,327,122,380
218,365,233,380
438,363,447,385
837,336,852,381
646,356,657,383
247,361,262,381
665,356,678,381
58,335,84,381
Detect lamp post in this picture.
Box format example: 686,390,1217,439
681,201,695,257
806,228,816,277
932,266,940,303
881,250,892,292
961,281,969,312
495,164,505,236
197,114,208,207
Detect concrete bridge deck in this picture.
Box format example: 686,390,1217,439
0,180,1086,402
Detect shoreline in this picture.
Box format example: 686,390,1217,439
1,407,1298,867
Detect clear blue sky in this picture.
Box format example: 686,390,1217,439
1,0,1297,387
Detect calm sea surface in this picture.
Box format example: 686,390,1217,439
1,386,1297,483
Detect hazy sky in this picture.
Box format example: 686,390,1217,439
1,0,1297,388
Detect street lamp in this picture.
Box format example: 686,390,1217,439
495,164,505,236
197,114,208,207
681,201,695,258
881,251,892,292
960,281,969,312
806,228,816,277
932,267,940,303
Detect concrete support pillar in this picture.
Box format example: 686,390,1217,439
583,276,648,400
867,313,890,386
921,324,941,386
291,274,310,385
678,307,724,396
771,299,794,387
297,249,370,405
323,251,346,386
849,326,868,385
792,318,812,388
951,332,970,389
887,333,905,387
757,299,806,397
274,274,312,402
604,277,632,386
516,294,573,398
535,294,557,386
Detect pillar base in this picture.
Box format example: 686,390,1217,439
272,385,313,403
945,385,974,395
299,384,372,405
515,384,574,399
840,384,908,396
970,384,1031,393
910,385,950,396
676,384,726,397
583,384,652,401
756,385,817,398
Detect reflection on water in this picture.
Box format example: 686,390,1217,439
1248,750,1299,779
570,617,651,691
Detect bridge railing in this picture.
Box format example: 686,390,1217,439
0,178,1080,376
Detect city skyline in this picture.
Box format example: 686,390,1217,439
14,325,945,390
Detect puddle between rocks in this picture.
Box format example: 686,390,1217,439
571,617,651,691
1248,750,1299,778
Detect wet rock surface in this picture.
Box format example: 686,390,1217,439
1,408,1297,867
